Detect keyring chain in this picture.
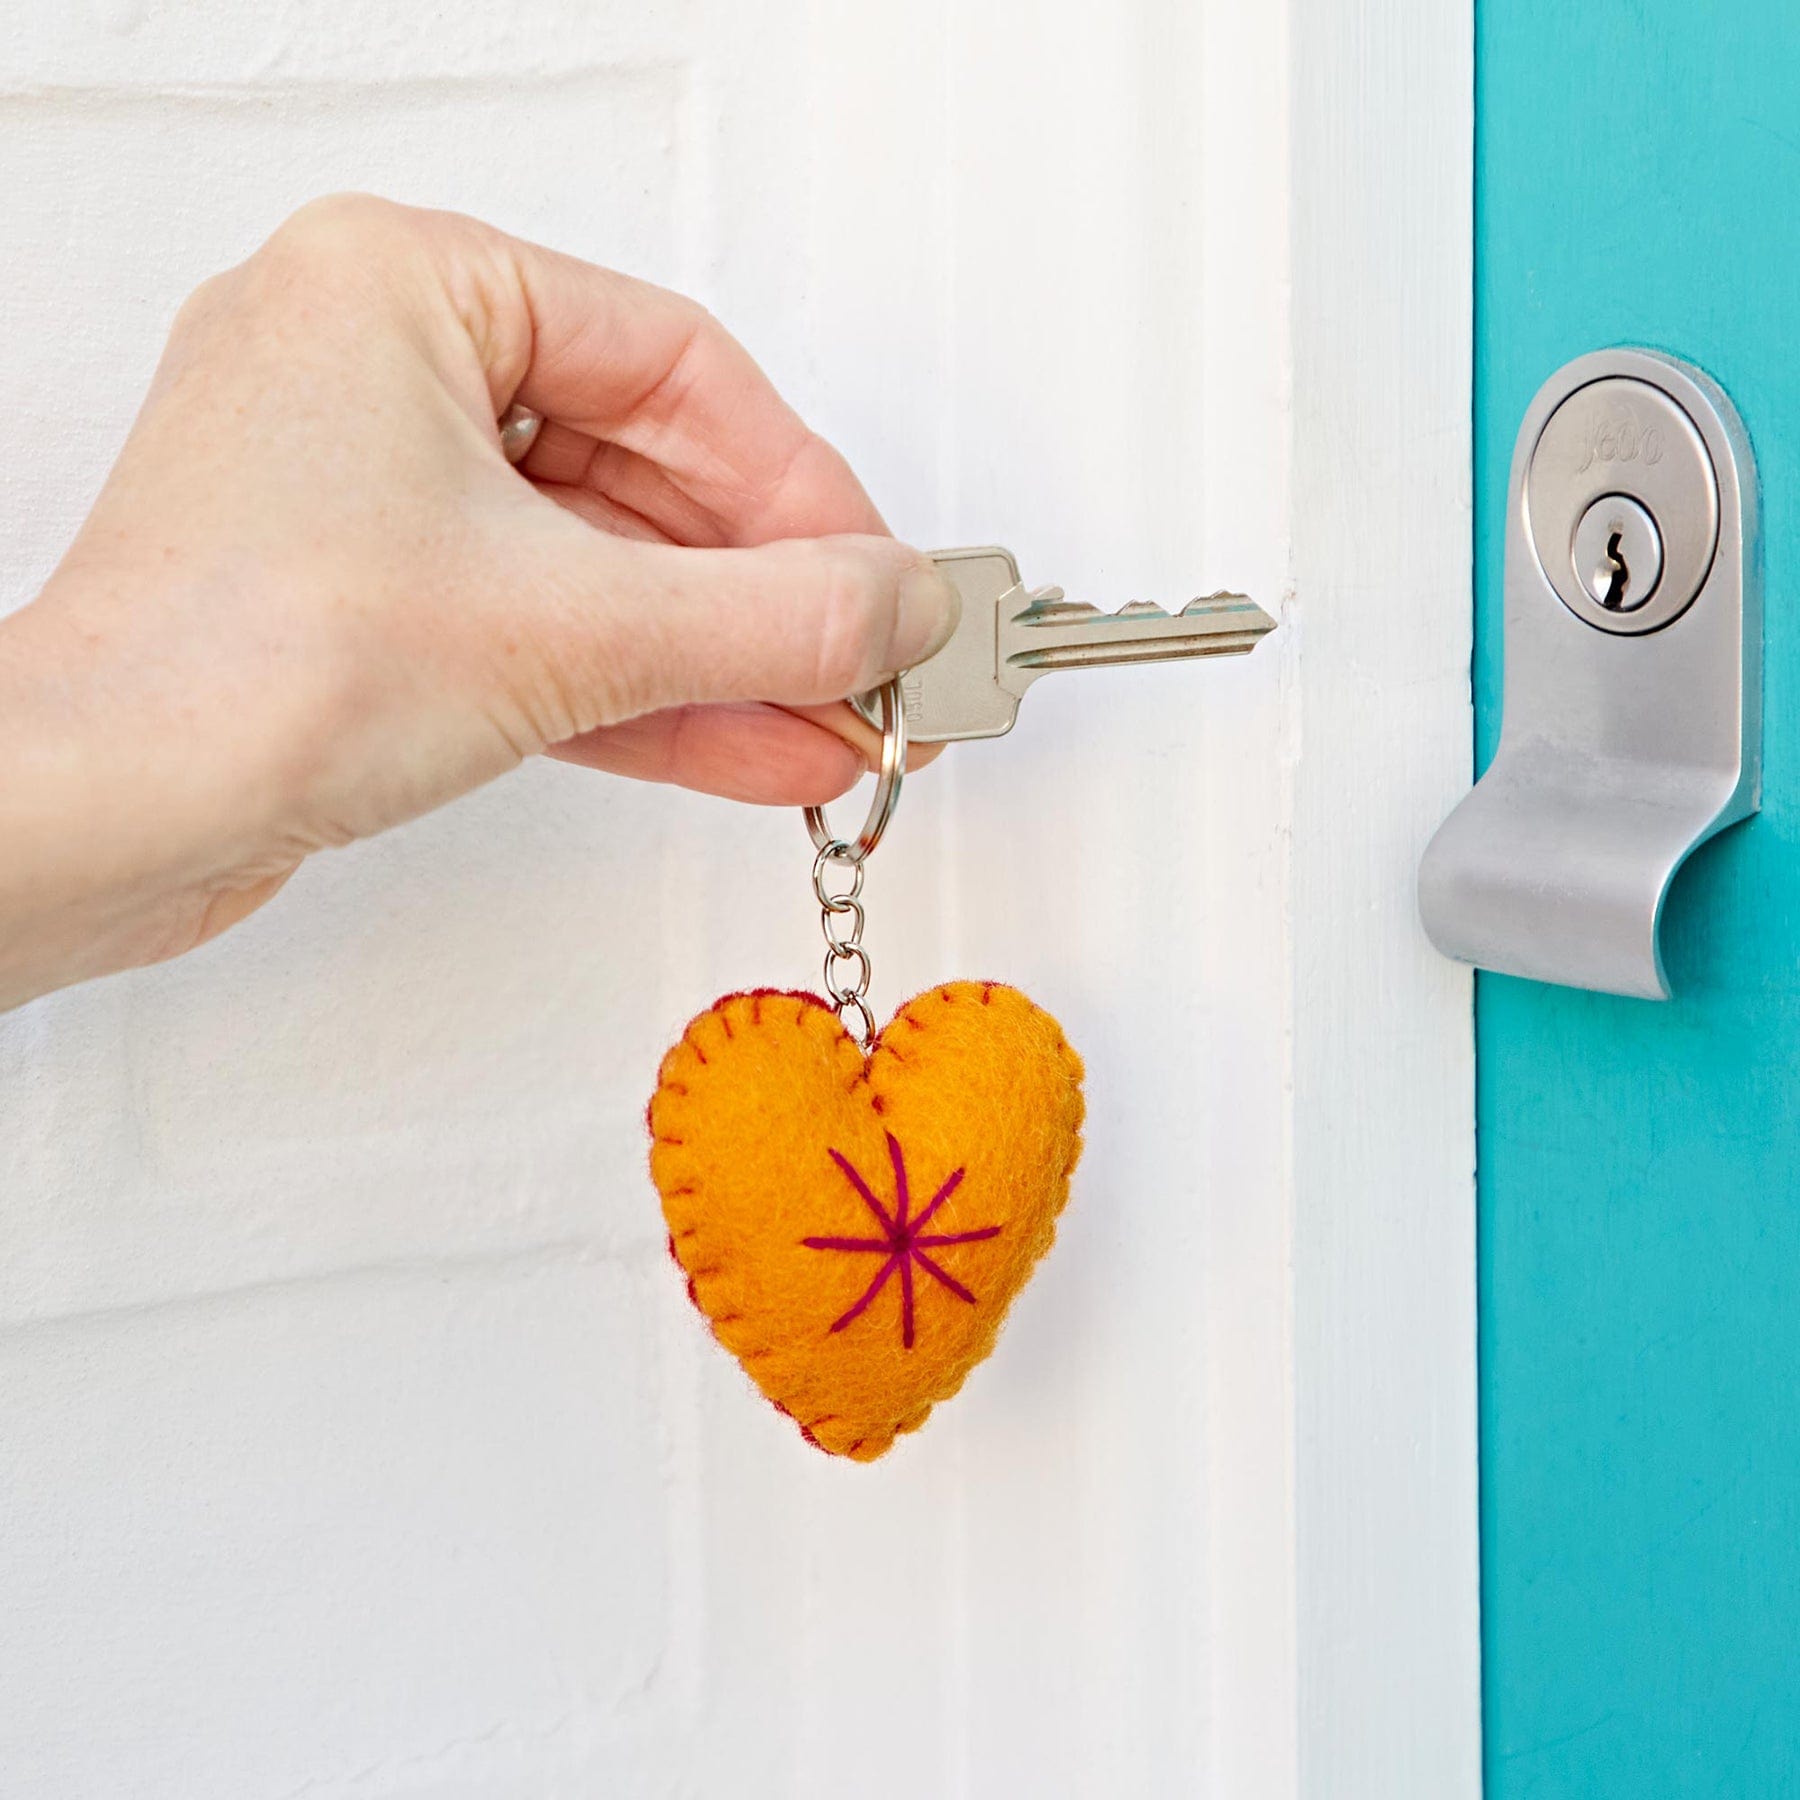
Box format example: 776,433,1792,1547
801,676,906,1051
813,839,877,1047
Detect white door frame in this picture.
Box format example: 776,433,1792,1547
1287,0,1480,1789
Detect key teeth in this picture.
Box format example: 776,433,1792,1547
1011,587,1274,633
1020,590,1260,623
1181,591,1257,616
1017,598,1103,624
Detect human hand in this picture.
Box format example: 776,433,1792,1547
0,195,959,1009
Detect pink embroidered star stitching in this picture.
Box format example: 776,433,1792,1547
802,1132,1001,1348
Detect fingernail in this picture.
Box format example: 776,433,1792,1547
893,560,961,667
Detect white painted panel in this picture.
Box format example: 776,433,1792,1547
0,1257,668,1798
0,0,1476,1795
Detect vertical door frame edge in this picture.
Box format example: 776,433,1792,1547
1287,0,1481,1793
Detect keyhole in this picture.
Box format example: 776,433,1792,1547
1569,493,1663,624
1597,530,1630,610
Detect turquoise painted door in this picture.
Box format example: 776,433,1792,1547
1479,5,1800,1793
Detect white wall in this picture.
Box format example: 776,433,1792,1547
0,3,1475,1796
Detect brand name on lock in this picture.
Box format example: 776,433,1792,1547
1573,412,1666,474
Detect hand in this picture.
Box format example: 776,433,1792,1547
0,195,960,1010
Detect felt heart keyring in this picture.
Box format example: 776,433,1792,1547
650,982,1083,1459
646,680,1085,1460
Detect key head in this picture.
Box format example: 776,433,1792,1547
858,547,1026,742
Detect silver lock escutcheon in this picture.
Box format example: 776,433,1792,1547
1419,347,1760,1000
1526,374,1718,634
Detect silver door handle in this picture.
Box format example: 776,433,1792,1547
1418,347,1761,1000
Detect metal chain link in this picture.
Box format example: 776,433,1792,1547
800,675,906,1052
812,839,877,1048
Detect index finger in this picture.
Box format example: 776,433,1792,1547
484,229,888,547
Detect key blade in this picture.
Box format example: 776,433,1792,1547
1002,592,1276,678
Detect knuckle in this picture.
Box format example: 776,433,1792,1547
243,195,486,354
270,192,407,259
168,267,238,340
631,296,724,419
170,198,412,338
672,293,719,336
253,195,430,303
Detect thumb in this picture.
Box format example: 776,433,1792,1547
519,526,962,727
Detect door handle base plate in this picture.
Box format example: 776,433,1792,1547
1419,348,1761,1000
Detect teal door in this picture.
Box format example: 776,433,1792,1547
1479,6,1800,1793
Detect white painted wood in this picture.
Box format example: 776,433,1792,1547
1288,2,1481,1794
0,0,1475,1794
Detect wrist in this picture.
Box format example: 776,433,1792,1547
0,586,245,1009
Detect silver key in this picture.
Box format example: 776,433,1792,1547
857,546,1276,742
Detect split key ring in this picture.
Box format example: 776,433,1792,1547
804,676,907,864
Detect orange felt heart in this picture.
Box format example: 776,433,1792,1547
648,982,1085,1461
